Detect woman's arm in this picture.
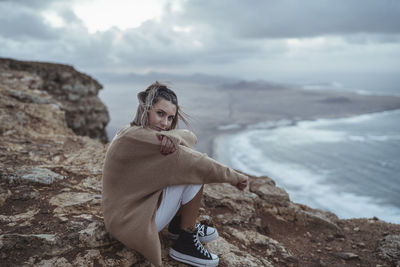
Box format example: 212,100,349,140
158,135,177,155
165,145,249,190
157,129,197,155
156,130,248,189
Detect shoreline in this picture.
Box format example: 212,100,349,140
207,106,400,158
211,108,400,224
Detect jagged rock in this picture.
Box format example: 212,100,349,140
225,227,296,263
14,167,65,185
204,183,258,225
0,57,109,142
6,88,53,104
207,236,273,266
332,252,359,260
295,205,340,230
0,233,73,258
78,221,115,248
50,192,95,208
249,177,290,207
378,234,400,265
0,188,11,207
29,257,72,267
0,209,39,225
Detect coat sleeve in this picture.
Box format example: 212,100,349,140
157,129,197,148
165,144,248,187
124,126,246,188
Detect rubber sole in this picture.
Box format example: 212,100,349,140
169,248,219,267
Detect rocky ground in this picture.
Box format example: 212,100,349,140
1,58,400,266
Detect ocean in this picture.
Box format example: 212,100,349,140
214,109,400,224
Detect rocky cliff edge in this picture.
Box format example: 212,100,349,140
1,58,399,267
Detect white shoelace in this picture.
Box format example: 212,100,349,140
192,234,210,258
196,224,206,237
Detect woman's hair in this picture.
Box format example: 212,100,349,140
130,81,188,130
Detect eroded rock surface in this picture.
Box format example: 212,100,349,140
1,58,400,266
0,57,109,142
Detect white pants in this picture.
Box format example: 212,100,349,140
155,184,202,232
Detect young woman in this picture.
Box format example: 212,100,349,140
102,82,248,267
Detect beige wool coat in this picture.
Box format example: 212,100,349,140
102,125,247,266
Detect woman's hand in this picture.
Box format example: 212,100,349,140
236,176,249,191
158,135,177,155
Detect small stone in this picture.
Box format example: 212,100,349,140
335,233,345,238
59,216,68,223
216,214,224,220
353,227,360,232
333,252,359,260
326,234,334,242
306,232,312,238
254,217,262,227
15,168,65,185
358,242,366,248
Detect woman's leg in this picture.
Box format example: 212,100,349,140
180,185,203,231
155,184,202,232
169,185,219,266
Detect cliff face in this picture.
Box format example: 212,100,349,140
0,58,109,143
1,59,399,267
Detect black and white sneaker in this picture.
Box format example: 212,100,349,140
169,229,219,267
168,215,218,243
195,224,219,243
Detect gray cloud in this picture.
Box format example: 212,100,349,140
174,0,400,39
1,0,54,9
0,0,399,81
0,2,59,40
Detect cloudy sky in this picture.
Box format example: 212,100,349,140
1,0,399,84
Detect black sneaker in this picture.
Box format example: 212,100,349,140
195,224,219,243
169,229,219,267
168,215,218,243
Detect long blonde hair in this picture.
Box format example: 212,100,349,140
131,81,188,130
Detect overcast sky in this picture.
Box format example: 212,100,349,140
1,0,399,83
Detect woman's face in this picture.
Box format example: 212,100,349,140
148,98,177,131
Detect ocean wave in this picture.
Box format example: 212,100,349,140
214,110,400,223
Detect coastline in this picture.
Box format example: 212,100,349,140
212,109,400,223
172,79,400,156
211,108,400,157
